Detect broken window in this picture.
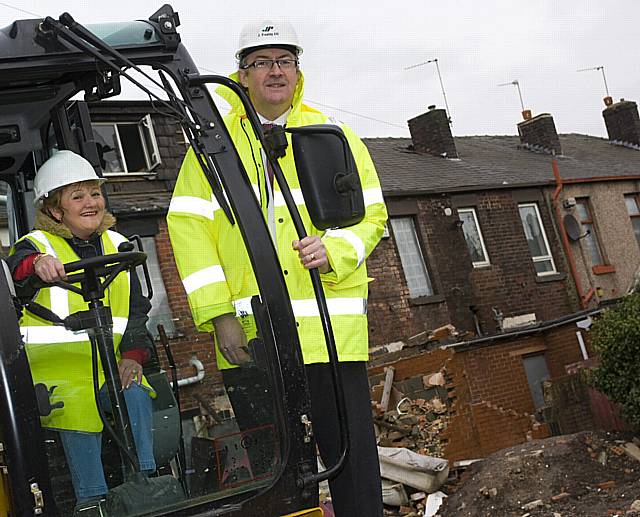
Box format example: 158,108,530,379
389,216,434,298
518,203,556,275
624,194,640,247
458,207,490,267
92,115,161,174
575,198,604,266
522,353,551,410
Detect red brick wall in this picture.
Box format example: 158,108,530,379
465,192,573,333
368,321,588,461
367,191,575,348
154,220,223,410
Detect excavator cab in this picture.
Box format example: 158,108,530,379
0,4,359,516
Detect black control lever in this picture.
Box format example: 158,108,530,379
125,236,153,300
34,383,64,417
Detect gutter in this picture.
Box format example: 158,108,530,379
444,306,604,352
551,157,594,309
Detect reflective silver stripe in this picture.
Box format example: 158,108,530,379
28,232,69,317
274,188,305,208
169,195,218,220
363,187,384,207
324,229,366,267
28,231,56,256
106,230,128,248
182,265,226,294
23,317,128,344
233,296,366,317
233,296,255,316
49,286,69,319
252,183,261,201
293,297,367,317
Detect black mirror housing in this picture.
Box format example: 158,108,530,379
290,125,365,230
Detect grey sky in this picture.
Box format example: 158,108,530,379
2,1,638,138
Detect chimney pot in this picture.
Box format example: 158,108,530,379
521,109,532,121
603,96,613,107
428,105,436,110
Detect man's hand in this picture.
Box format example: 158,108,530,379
118,358,142,389
213,313,251,365
34,255,67,282
292,236,331,274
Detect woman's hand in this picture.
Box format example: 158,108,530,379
118,358,142,389
292,236,331,273
33,254,67,282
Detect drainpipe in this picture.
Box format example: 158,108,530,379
171,357,205,388
551,157,595,309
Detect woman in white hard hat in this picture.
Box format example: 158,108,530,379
7,150,156,510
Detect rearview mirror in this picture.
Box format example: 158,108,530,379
290,125,364,230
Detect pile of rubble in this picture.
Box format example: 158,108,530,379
375,382,449,457
369,327,459,517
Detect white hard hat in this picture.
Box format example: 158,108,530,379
34,150,105,205
236,20,303,61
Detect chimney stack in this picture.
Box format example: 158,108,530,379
517,113,562,155
408,106,458,158
602,99,640,146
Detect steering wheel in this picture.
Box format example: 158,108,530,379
30,251,147,298
62,251,146,285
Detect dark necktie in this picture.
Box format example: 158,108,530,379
262,123,275,187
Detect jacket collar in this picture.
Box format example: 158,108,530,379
35,209,117,240
216,69,322,125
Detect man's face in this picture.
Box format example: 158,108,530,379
239,47,299,119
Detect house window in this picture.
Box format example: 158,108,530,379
389,217,434,298
518,203,557,275
522,354,551,410
624,194,640,247
575,199,604,266
92,115,161,174
458,208,490,267
136,236,176,337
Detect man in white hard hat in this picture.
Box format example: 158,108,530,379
168,20,386,516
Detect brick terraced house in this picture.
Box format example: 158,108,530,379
24,98,636,459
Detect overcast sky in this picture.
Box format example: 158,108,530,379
2,1,639,138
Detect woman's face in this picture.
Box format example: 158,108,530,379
51,181,105,240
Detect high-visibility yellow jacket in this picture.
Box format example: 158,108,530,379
14,229,153,432
167,71,387,369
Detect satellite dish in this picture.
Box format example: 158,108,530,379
564,214,589,241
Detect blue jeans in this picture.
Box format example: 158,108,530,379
59,383,155,504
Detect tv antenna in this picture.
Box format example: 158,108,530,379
498,79,531,120
405,58,452,124
577,65,612,104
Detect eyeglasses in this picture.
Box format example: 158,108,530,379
241,58,298,70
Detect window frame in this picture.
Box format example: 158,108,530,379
624,193,640,248
93,114,161,176
389,215,435,299
575,198,605,266
518,202,557,276
458,207,490,268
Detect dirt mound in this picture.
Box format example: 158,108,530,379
438,431,640,517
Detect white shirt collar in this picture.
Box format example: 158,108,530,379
258,107,291,126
